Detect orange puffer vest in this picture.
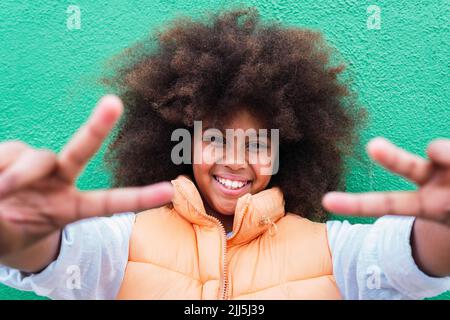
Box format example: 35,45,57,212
116,175,341,299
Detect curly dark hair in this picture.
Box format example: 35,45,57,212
102,6,367,222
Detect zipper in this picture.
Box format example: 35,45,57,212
226,193,251,242
173,181,251,300
211,215,230,300
222,194,251,299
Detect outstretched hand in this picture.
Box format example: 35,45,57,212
322,137,450,227
0,95,174,256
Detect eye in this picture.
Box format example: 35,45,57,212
247,141,268,152
205,134,224,145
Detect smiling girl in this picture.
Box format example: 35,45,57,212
0,7,449,299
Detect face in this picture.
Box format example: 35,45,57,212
192,109,274,216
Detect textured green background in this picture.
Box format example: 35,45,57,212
0,0,449,300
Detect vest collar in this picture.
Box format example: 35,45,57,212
170,175,285,245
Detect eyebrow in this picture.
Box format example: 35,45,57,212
203,129,272,143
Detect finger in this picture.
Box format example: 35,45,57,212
74,182,174,220
0,141,28,171
367,137,432,185
57,95,123,183
322,191,424,218
427,138,450,167
0,149,57,198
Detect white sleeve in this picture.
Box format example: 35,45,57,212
0,212,135,300
327,215,450,300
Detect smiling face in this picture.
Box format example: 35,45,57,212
192,108,274,216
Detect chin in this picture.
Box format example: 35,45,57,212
219,210,235,216
213,201,237,216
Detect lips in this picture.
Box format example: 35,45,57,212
212,174,252,196
214,175,249,189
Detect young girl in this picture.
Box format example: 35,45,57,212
0,7,449,300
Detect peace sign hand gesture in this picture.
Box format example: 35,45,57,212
0,95,174,258
322,137,450,227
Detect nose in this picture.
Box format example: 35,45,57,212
224,160,247,171
223,142,248,171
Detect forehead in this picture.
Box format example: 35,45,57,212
204,108,266,131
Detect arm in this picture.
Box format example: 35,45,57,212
0,95,173,275
0,213,134,299
0,230,61,273
327,217,450,300
323,137,450,281
412,219,450,277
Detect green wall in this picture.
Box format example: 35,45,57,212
0,0,448,300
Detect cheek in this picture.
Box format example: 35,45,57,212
193,162,213,182
192,145,217,186
250,163,272,191
250,146,277,181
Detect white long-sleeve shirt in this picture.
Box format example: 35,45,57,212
0,214,449,299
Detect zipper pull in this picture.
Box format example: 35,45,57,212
259,216,278,236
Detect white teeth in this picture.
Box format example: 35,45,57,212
215,176,248,190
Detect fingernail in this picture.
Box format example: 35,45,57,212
100,94,122,106
367,137,387,150
323,192,342,202
323,192,354,206
161,182,174,196
150,182,174,196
